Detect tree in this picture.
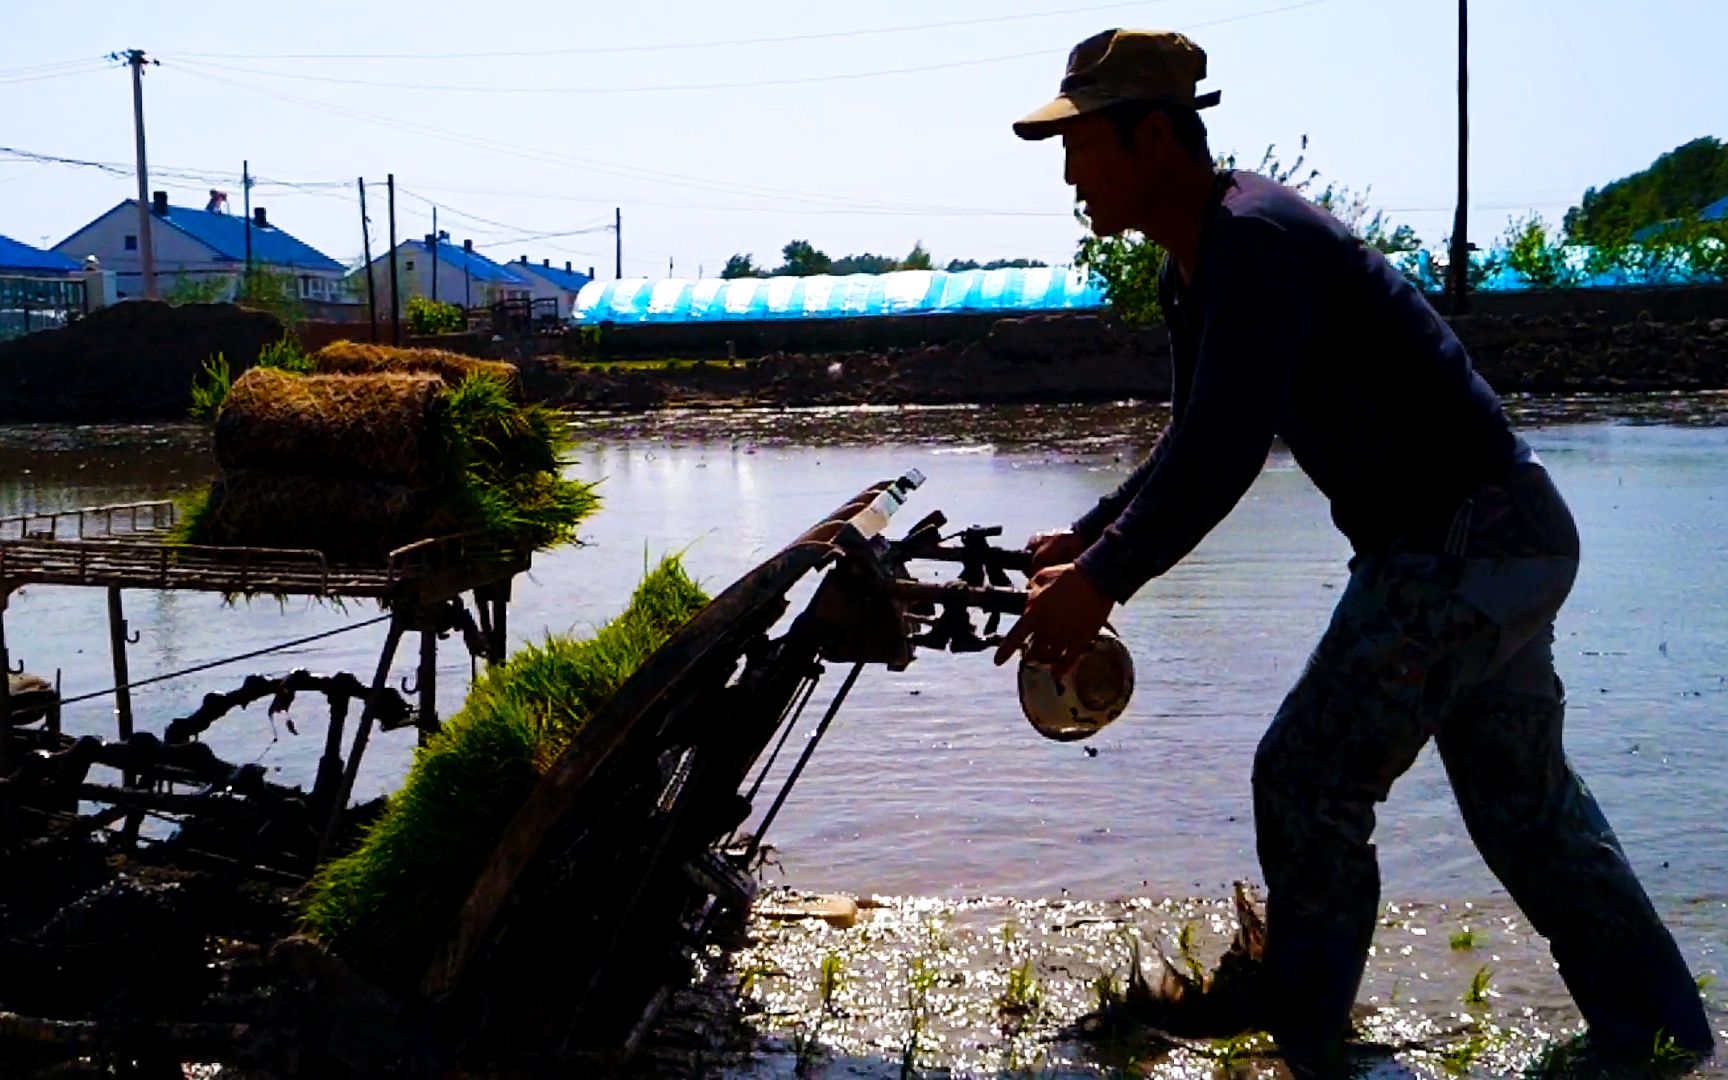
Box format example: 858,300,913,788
1245,138,1422,254
1077,135,1427,322
1501,213,1577,289
830,253,900,275
776,240,832,277
236,265,305,326
1563,137,1728,244
1073,210,1165,327
943,257,1050,272
901,241,933,271
405,296,466,335
164,272,233,305
721,253,765,279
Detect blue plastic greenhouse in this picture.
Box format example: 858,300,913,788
571,266,1106,324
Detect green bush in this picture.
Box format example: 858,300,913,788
237,266,305,327
406,296,467,336
1073,210,1166,328
186,336,311,422
256,334,313,374
1502,213,1579,289
164,273,232,306
188,352,233,423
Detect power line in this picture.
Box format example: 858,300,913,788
0,145,249,187
175,49,1054,95
0,57,105,77
170,0,1331,96
0,63,109,87
175,1,1170,61
396,186,611,238
401,182,1075,218
168,65,1062,217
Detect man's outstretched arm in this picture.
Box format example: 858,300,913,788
1071,265,1194,545
1076,219,1306,601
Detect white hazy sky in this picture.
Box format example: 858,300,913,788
2,0,1722,279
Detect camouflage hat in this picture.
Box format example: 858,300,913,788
1013,28,1220,141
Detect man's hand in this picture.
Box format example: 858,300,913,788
1025,528,1088,572
993,561,1114,675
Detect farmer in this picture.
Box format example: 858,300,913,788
997,28,1714,1072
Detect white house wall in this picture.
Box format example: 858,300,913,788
55,207,226,300
350,248,531,314
53,205,349,303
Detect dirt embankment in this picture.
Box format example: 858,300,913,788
1460,310,1728,393
0,302,285,423
5,302,1728,423
521,315,1175,410
527,310,1728,411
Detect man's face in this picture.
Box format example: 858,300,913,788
1061,111,1160,237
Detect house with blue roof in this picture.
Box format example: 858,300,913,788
0,233,81,278
53,190,352,305
349,235,534,314
1,232,87,339
504,255,593,319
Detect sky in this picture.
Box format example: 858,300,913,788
1,0,1723,280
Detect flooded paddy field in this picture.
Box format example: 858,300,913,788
3,394,1726,1075
648,889,1727,1078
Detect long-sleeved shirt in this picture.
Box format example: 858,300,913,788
1073,170,1520,603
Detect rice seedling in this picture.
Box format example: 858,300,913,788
1092,971,1122,1011
1439,1033,1487,1075
189,336,312,422
311,340,517,385
900,951,940,1079
1206,1030,1256,1071
1176,922,1206,984
794,952,848,1076
188,352,233,423
179,355,595,561
998,956,1042,1021
1450,928,1480,951
1696,973,1715,993
164,486,215,548
818,952,847,1011
257,333,313,373
1649,1031,1697,1068
1464,965,1493,1007
1521,1033,1587,1078
438,371,560,476
736,960,780,1003
299,557,706,990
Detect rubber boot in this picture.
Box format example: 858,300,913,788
1261,901,1375,1077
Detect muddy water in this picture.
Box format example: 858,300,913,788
3,396,1726,1072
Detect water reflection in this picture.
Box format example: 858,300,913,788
2,403,1724,907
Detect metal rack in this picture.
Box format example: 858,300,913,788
0,500,531,848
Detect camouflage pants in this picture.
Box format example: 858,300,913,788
1252,463,1712,1062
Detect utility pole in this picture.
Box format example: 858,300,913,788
614,207,622,279
430,206,439,304
113,49,159,299
1446,0,1470,314
387,173,401,346
242,160,253,297
359,178,378,342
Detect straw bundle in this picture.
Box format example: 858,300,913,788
215,367,443,488
300,557,708,991
200,469,423,562
311,341,519,389
180,335,594,563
